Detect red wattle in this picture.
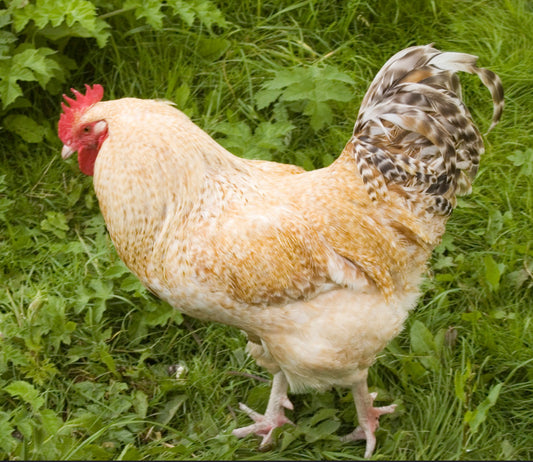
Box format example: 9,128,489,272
77,132,108,176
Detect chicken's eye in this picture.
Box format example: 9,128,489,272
83,126,91,133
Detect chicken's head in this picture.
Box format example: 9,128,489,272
58,84,107,176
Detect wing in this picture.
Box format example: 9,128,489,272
192,203,370,307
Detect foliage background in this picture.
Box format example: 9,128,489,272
0,0,532,459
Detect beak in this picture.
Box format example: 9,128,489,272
61,144,75,160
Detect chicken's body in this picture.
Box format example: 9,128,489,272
58,45,503,458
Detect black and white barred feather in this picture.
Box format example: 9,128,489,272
351,44,503,216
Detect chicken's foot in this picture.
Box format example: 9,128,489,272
232,371,293,448
341,373,396,458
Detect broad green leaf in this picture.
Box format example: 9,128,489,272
454,361,471,404
156,394,187,426
0,61,33,107
5,380,45,410
461,310,482,323
133,390,148,419
465,383,503,434
39,408,64,435
304,419,340,443
197,37,230,60
103,261,130,280
507,148,533,176
410,320,436,356
308,407,337,426
484,208,503,245
483,254,504,291
3,114,47,143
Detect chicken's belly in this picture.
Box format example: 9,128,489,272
254,288,420,392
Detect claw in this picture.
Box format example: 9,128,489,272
232,372,292,447
343,376,396,458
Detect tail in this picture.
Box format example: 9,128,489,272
351,44,504,216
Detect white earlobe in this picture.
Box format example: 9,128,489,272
94,120,107,135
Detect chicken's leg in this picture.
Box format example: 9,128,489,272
232,371,293,448
341,370,396,458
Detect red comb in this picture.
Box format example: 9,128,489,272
58,84,104,142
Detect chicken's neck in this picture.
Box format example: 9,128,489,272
92,117,248,283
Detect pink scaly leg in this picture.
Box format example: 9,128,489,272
232,371,293,448
341,371,396,458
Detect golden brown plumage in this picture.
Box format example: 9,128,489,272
58,44,503,458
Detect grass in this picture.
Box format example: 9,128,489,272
1,0,532,459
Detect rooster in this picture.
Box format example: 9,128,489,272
58,45,503,458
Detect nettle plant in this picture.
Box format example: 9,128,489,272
0,0,226,143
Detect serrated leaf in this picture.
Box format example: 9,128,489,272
40,211,69,239
174,1,196,26
256,65,354,131
265,68,309,89
0,62,32,107
15,47,60,86
64,0,98,30
0,46,62,107
168,0,227,28
89,279,114,302
5,380,45,410
255,88,283,109
313,79,354,102
0,30,17,46
216,119,295,160
125,0,164,29
12,0,110,46
280,78,315,102
0,412,16,453
321,66,355,84
190,0,227,28
306,100,332,130
0,11,12,30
